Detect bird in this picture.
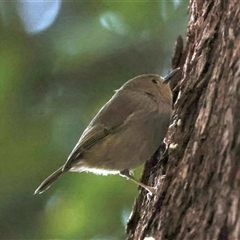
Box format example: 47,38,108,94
34,69,178,195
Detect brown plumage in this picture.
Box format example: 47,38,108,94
34,71,177,195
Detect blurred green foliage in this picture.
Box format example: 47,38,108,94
0,1,188,239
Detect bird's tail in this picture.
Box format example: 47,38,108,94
34,166,65,194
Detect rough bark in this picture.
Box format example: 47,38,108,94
127,0,240,239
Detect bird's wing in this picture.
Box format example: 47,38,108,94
63,124,115,170
63,90,138,170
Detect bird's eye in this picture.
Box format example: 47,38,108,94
151,79,158,84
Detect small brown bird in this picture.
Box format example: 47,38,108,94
35,69,178,195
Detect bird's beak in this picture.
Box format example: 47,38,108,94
163,67,181,84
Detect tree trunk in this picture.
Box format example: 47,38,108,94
127,0,240,239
